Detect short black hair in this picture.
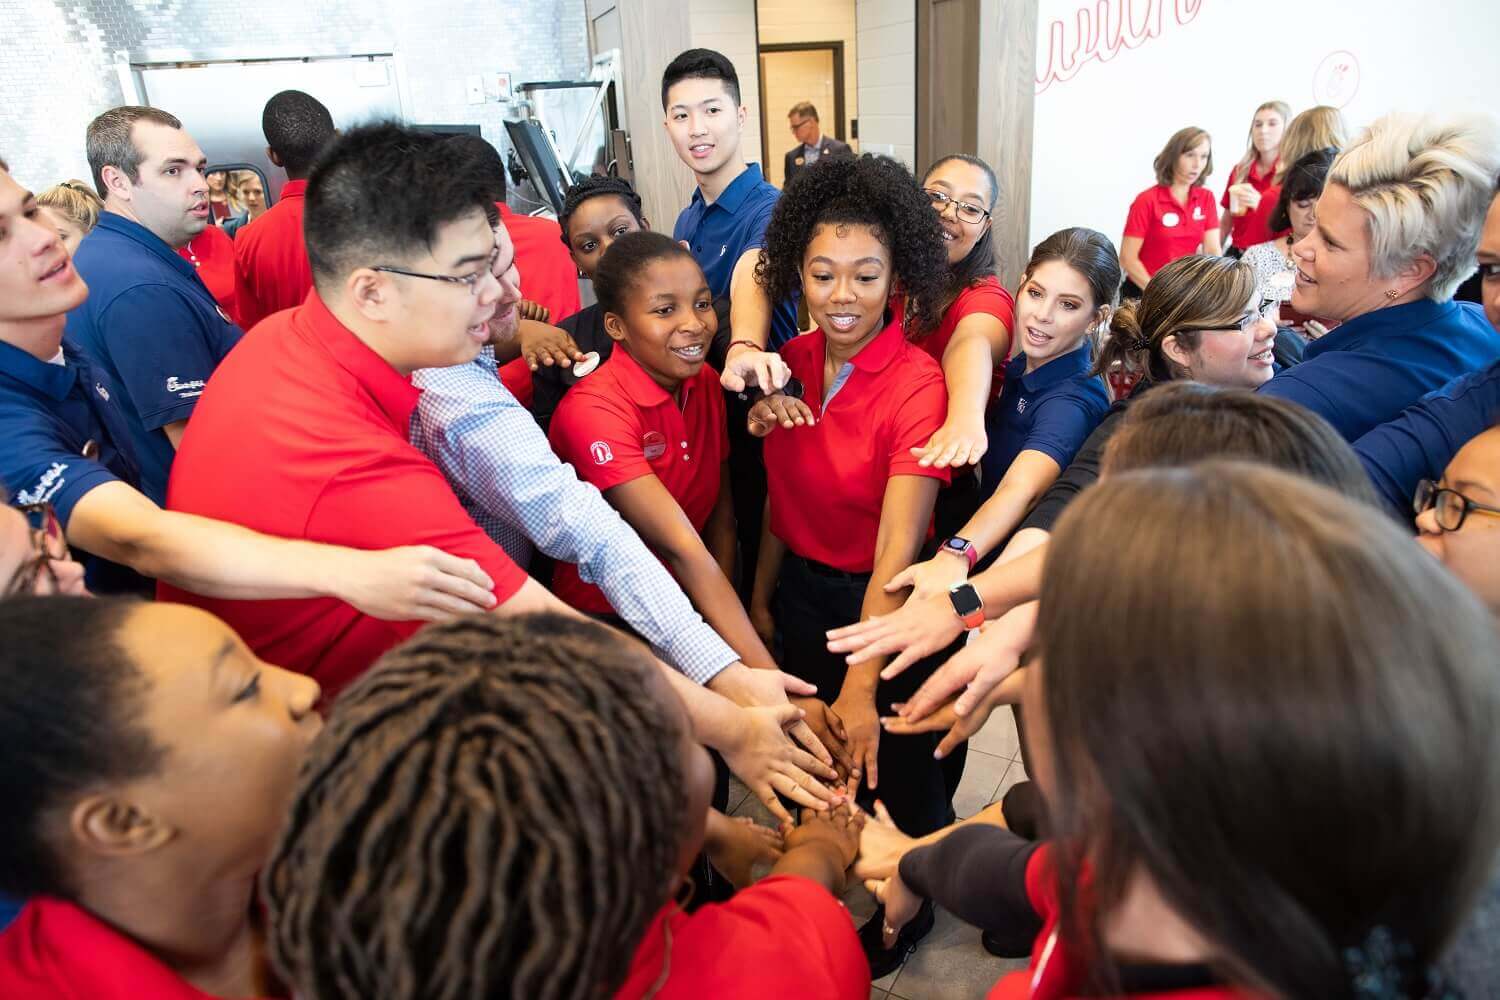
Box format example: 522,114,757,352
303,121,500,289
556,174,645,248
661,48,740,110
262,90,336,178
444,133,506,202
592,230,699,316
0,596,162,900
1269,147,1336,234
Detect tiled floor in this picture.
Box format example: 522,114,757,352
727,706,1033,999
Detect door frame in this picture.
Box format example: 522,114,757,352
756,40,847,175
915,0,980,167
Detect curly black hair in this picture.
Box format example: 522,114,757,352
755,154,950,336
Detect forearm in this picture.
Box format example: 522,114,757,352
958,481,1041,558
1202,229,1223,256
706,501,738,581
769,840,849,894
667,548,777,671
729,251,772,350
663,663,748,751
1120,249,1151,289
941,334,994,431
750,500,786,613
1218,208,1234,244
970,543,1045,619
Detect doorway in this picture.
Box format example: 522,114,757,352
916,0,979,168
758,42,845,188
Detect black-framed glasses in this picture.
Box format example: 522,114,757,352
925,188,991,225
1413,479,1500,532
372,246,500,297
1176,297,1280,336
5,502,69,597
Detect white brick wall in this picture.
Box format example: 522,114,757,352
854,0,914,166
0,0,590,193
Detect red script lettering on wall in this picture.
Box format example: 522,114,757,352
1036,0,1205,93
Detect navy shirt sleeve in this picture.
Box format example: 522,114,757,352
1354,360,1500,517
1021,404,1126,532
1021,383,1110,470
97,284,239,430
1,408,120,527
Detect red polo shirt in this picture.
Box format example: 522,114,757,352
233,179,312,330
764,318,949,573
160,291,527,699
615,876,868,999
0,897,274,999
1123,184,1220,278
496,203,584,408
177,224,240,326
548,346,728,613
895,276,1016,401
1219,157,1283,250
987,847,1256,1000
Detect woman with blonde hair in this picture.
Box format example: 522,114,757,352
1218,100,1290,254
35,180,103,253
1274,105,1347,184
1261,111,1500,440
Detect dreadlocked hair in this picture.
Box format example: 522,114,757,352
755,153,950,336
557,174,646,249
262,613,689,1000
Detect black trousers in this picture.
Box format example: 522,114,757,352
724,389,766,602
776,553,963,837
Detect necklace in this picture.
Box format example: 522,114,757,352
183,237,201,268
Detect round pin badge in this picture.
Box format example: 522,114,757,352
572,351,601,377
1161,212,1181,227
642,431,667,460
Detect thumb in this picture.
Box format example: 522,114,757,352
883,568,915,593
778,670,818,696
771,703,805,728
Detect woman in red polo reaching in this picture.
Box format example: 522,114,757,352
746,153,953,975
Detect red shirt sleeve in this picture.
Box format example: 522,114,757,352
233,240,265,332
954,282,1016,349
306,449,527,605
886,364,952,482
1123,190,1153,238
549,388,653,493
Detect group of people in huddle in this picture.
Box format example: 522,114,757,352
0,40,1498,1000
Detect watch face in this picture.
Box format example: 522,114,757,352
949,583,983,617
783,375,805,400
943,537,970,554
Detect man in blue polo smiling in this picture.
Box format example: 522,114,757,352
64,106,243,505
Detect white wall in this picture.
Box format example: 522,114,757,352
1029,0,1500,251
691,0,766,167
758,0,859,144
856,0,915,167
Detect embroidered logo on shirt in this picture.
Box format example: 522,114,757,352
719,245,728,258
165,376,206,398
642,431,667,460
17,462,67,505
590,441,614,465
1016,397,1028,414
1192,205,1204,221
1161,212,1180,227
94,382,109,401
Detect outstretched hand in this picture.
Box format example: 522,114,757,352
721,345,791,394
339,546,496,621
721,702,841,826
825,590,965,678
897,601,1037,725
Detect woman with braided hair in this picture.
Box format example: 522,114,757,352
263,613,869,1000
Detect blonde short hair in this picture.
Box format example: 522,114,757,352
36,180,104,235
1329,112,1500,301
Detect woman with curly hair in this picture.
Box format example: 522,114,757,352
745,153,952,975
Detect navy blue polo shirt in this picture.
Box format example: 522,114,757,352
980,345,1110,496
65,212,243,505
1258,298,1500,442
0,339,150,592
673,164,799,349
1354,358,1500,518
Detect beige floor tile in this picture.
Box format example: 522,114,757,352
951,750,1012,820
887,906,1026,1000
968,705,1021,760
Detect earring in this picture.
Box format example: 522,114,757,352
1384,289,1400,300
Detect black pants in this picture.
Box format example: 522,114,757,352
724,389,767,602
776,553,962,837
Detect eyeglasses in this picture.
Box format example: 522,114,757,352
1176,297,1280,336
5,502,70,596
1413,480,1500,532
789,118,814,131
372,246,501,297
925,189,991,225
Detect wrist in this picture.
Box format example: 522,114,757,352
727,338,764,357
938,536,979,571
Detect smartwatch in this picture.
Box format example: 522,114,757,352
948,582,985,630
739,375,805,404
939,535,978,570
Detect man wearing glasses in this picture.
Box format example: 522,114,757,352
784,102,850,189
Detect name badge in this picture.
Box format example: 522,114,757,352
1161,211,1180,228
642,431,667,460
